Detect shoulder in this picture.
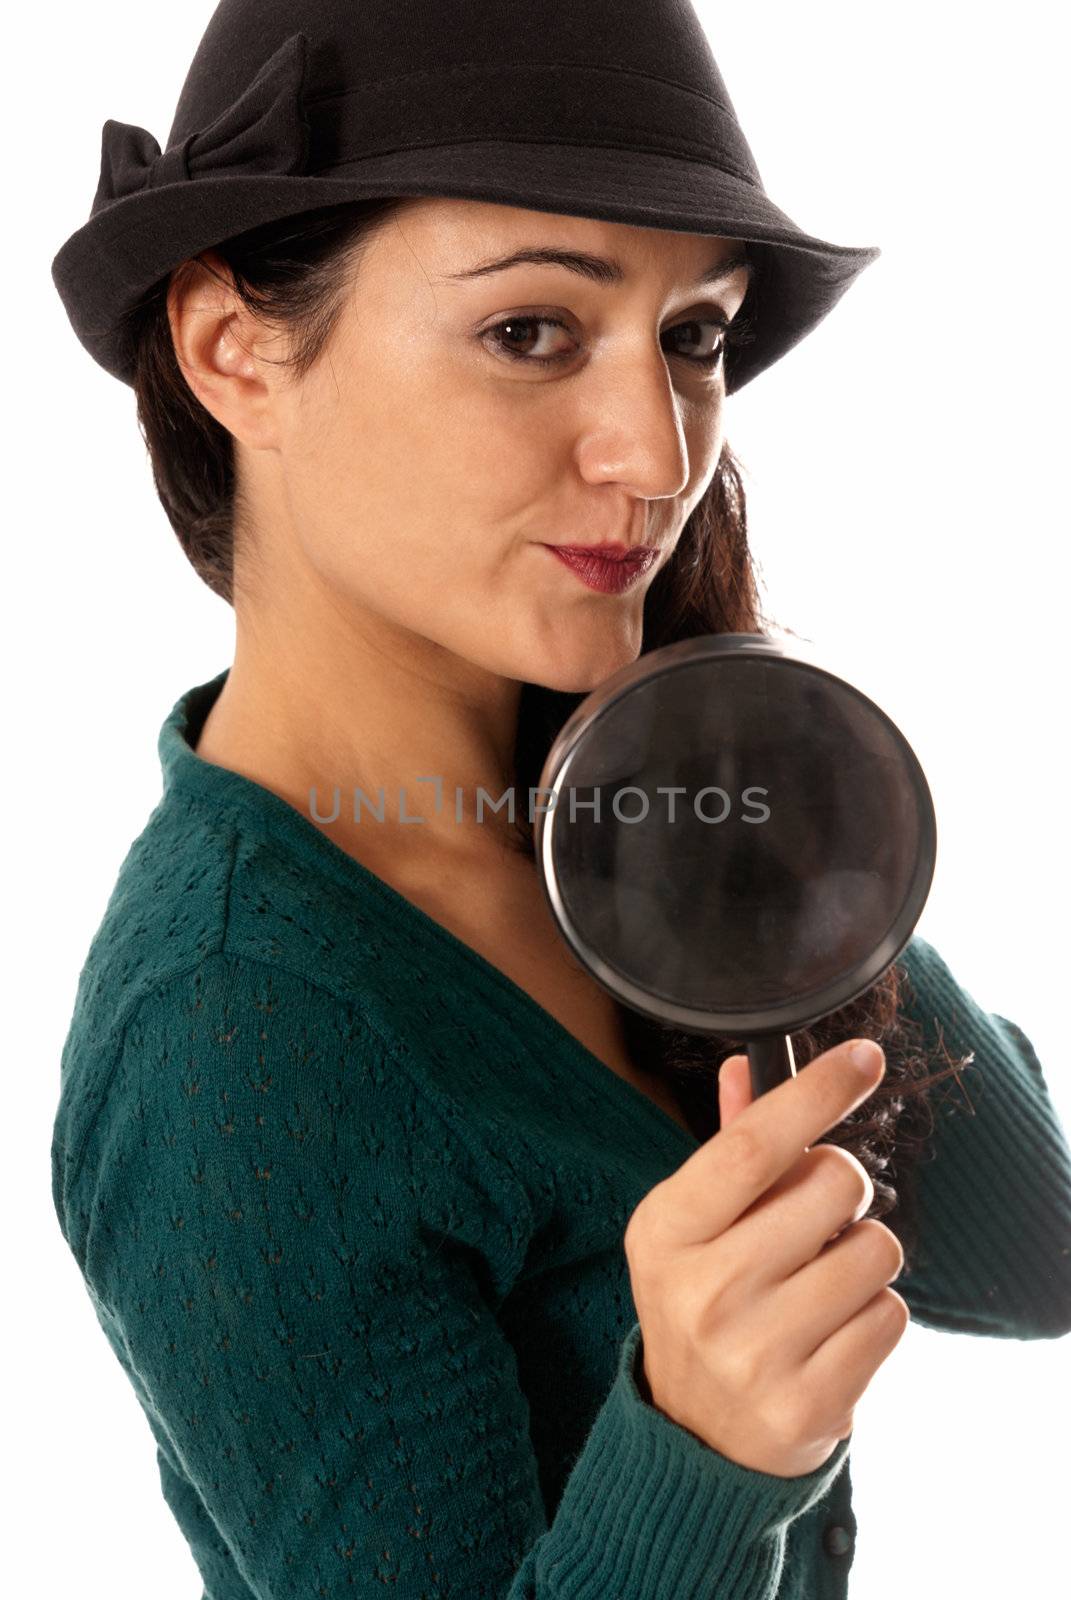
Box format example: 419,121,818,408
53,950,533,1300
64,788,397,1040
895,933,987,1041
895,932,937,1004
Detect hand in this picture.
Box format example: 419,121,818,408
624,1040,909,1478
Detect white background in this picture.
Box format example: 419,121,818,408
8,1,1069,1595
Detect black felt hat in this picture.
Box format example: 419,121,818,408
51,0,881,393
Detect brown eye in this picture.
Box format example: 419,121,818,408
482,312,732,369
666,318,729,365
484,315,574,364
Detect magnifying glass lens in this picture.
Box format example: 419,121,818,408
547,656,926,1018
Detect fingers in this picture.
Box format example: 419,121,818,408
802,1287,911,1417
656,1041,886,1250
711,1142,875,1292
759,1217,906,1360
718,1054,752,1128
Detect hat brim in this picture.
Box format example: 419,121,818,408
52,139,880,390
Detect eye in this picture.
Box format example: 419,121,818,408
481,314,734,369
667,318,730,365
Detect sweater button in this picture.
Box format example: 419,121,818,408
823,1523,853,1557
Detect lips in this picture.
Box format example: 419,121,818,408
552,542,658,562
542,543,658,593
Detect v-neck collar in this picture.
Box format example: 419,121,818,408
159,668,702,1151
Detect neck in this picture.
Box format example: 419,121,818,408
195,599,526,867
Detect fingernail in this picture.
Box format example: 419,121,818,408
849,1039,885,1077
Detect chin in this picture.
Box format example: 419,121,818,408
527,632,644,696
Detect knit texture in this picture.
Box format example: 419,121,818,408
51,668,1071,1598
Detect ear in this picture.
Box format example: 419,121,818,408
166,252,279,450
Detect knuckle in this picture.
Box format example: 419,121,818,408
879,1286,911,1333
770,1388,822,1449
624,1200,655,1260
853,1219,905,1281
809,1143,873,1213
674,1273,722,1340
691,1250,735,1326
722,1337,764,1396
722,1122,769,1188
833,1410,856,1441
626,1181,666,1239
624,1193,675,1278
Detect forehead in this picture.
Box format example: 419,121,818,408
382,195,747,276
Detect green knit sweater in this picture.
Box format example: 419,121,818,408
51,668,1071,1600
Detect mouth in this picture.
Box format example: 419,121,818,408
539,542,660,594
550,542,659,561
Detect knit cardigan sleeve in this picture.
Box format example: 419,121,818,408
893,935,1071,1340
51,951,848,1600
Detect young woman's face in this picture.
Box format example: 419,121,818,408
237,197,751,693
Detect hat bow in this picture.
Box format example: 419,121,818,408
92,32,310,213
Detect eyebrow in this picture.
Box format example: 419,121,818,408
442,245,753,289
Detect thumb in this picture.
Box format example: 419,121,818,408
718,1053,753,1128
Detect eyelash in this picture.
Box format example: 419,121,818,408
482,312,742,369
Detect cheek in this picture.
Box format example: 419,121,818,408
362,414,550,588
296,351,556,534
676,401,724,509
278,387,517,616
410,368,571,517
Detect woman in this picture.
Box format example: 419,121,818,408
49,2,1071,1596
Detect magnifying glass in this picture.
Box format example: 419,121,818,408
533,633,937,1102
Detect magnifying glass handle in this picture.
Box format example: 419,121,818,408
746,1034,797,1098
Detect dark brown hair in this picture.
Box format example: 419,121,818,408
125,197,971,1269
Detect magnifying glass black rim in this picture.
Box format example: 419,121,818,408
535,632,937,1037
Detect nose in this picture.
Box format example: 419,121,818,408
573,341,703,501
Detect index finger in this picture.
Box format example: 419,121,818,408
657,1040,885,1249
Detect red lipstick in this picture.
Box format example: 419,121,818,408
541,543,659,594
